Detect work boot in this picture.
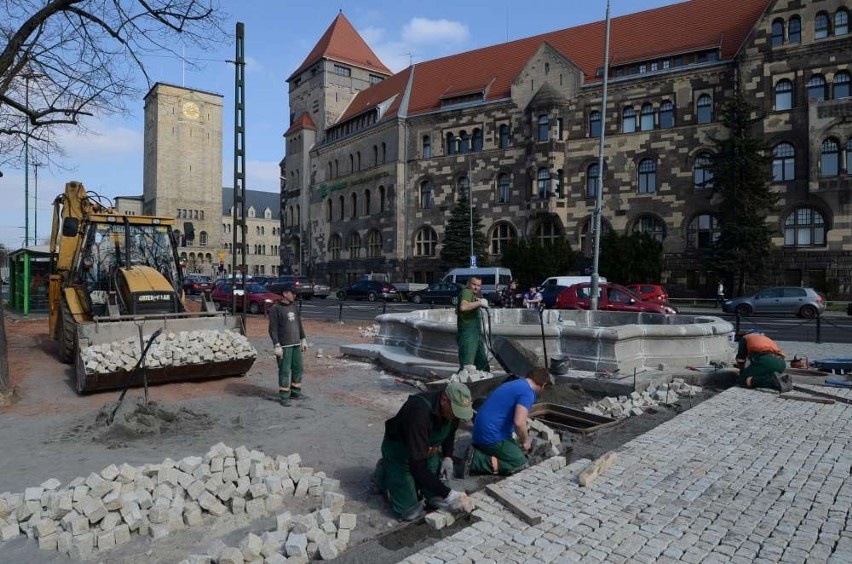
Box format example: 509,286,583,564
370,459,384,495
279,395,290,407
772,372,793,393
290,392,307,400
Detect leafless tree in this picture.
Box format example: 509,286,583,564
0,0,228,389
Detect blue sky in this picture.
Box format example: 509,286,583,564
0,0,677,249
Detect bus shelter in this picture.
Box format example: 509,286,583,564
8,245,51,315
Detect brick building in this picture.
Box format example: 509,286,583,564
280,0,852,298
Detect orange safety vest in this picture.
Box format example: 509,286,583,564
744,333,784,357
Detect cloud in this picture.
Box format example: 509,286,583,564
55,118,143,161
222,160,281,193
402,18,469,46
360,26,386,46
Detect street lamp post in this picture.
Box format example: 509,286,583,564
33,161,42,245
468,157,474,267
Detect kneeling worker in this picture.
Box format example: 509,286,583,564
736,331,791,392
467,367,552,476
375,382,474,521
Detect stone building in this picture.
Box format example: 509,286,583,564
140,82,280,278
281,0,852,298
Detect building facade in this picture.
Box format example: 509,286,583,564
142,83,280,277
281,0,852,298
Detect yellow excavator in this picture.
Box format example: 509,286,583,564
48,181,256,393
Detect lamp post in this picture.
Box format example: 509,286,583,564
468,157,474,267
32,161,42,244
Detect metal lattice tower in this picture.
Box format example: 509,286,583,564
231,22,247,323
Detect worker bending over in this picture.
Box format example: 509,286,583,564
374,382,474,521
467,367,552,476
736,331,791,392
456,276,490,371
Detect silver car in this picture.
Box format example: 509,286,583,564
722,286,825,318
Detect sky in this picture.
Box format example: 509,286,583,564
0,0,679,249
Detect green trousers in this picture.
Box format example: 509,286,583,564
469,440,528,476
457,325,489,371
277,346,304,400
377,438,444,518
738,352,786,389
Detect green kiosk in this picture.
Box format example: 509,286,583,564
7,245,51,316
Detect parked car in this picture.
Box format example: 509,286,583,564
250,275,275,286
182,274,213,295
210,282,280,314
539,284,568,309
722,286,825,318
266,275,313,299
336,280,398,302
626,283,669,303
408,282,464,305
554,283,678,314
312,281,331,299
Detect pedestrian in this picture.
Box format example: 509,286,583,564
736,330,791,392
373,382,475,521
456,276,490,371
501,280,519,308
268,283,308,406
716,280,725,307
465,367,552,476
522,285,543,310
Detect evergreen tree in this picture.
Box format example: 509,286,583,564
707,93,777,296
599,231,662,284
440,192,488,268
500,237,576,289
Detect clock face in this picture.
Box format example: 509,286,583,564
182,102,200,119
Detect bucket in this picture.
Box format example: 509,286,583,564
550,355,571,375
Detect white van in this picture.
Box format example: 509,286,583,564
540,275,607,290
442,267,513,303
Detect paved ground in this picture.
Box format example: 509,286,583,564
401,383,852,563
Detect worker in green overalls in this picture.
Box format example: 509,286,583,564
736,330,791,392
374,382,474,521
456,276,490,371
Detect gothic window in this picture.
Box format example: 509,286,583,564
785,208,826,247
586,163,599,198
326,199,332,222
420,180,433,209
833,71,850,99
367,229,382,257
490,222,517,255
537,114,549,141
422,135,431,158
807,75,827,101
637,158,657,193
659,100,675,129
632,215,666,242
348,232,361,258
446,132,456,155
696,94,713,124
350,193,357,218
788,16,801,43
537,168,551,198
199,231,208,246
499,124,510,148
329,234,342,260
338,195,344,221
774,79,793,110
364,190,371,215
457,175,470,200
771,19,785,46
835,8,849,35
414,227,438,256
694,153,714,190
815,12,830,39
640,103,655,131
472,128,483,151
622,107,636,133
535,219,561,245
497,173,511,204
589,111,601,137
687,214,720,249
379,185,386,212
820,138,839,177
459,131,470,153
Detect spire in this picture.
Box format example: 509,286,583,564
288,12,391,81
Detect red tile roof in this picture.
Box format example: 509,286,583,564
329,0,770,123
284,112,317,136
288,12,391,81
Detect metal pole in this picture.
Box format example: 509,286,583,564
468,158,474,266
590,0,612,311
24,78,30,247
33,162,41,244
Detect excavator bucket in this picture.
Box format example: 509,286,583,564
72,312,256,394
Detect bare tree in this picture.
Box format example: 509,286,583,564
0,0,228,389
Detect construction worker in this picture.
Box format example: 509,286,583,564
456,276,490,371
736,331,791,392
466,367,552,476
374,382,474,521
268,283,308,406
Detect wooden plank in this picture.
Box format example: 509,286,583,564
779,393,835,405
578,451,618,487
485,484,542,526
792,385,852,405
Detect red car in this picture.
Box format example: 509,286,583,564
554,283,677,314
626,283,669,303
210,282,280,314
182,274,213,295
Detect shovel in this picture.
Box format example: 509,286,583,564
107,328,163,425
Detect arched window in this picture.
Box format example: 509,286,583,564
422,135,431,158
499,124,510,148
537,168,551,199
586,163,599,198
381,142,387,163
338,195,345,221
774,79,793,110
367,230,382,258
490,222,517,255
687,214,720,249
589,111,602,137
640,103,655,131
497,173,511,204
348,232,361,258
199,231,208,247
364,190,371,215
325,199,332,222
472,128,483,151
329,234,342,260
356,151,361,171
771,19,785,47
459,130,470,153
696,94,713,124
807,75,827,101
788,15,801,43
350,193,357,218
372,145,378,167
815,11,830,39
694,153,714,190
379,185,386,213
820,139,840,177
622,107,636,133
535,219,561,246
772,143,796,181
555,169,564,198
537,114,549,141
835,8,849,35
659,100,675,129
334,159,339,177
785,208,826,247
420,180,433,209
349,154,354,173
637,159,657,193
414,227,438,256
633,215,666,242
446,132,456,155
457,175,470,200
833,71,851,99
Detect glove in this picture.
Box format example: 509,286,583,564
478,298,489,308
300,338,308,352
273,344,283,359
438,457,454,481
434,489,471,513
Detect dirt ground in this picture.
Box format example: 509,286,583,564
0,313,717,563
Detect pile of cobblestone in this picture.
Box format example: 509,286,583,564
358,324,380,339
81,330,256,373
447,365,493,384
583,379,703,419
0,443,349,561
